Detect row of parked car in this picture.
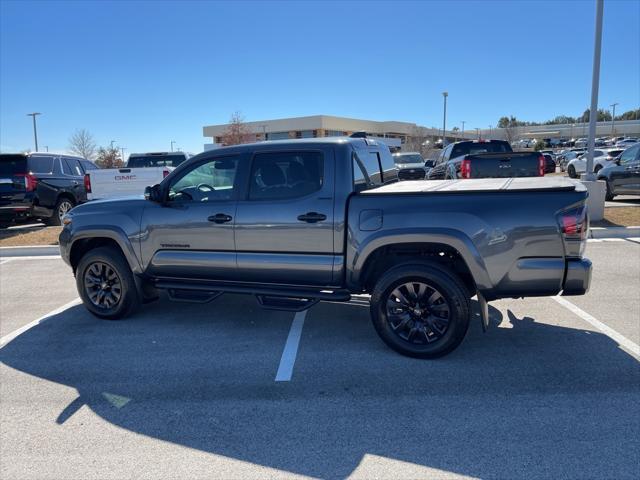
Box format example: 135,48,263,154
0,151,189,227
393,139,640,200
514,136,638,149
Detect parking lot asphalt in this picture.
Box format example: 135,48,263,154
1,241,639,480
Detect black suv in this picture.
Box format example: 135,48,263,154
597,143,640,200
0,153,98,227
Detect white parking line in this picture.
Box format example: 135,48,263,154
275,310,307,382
0,255,62,262
0,298,81,348
553,296,640,359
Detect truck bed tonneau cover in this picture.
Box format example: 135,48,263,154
365,177,585,194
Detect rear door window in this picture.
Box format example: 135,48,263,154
249,151,323,200
127,154,187,168
28,156,54,174
62,158,83,176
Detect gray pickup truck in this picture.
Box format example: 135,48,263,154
59,136,592,358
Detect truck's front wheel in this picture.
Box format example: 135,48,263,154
76,246,140,320
370,264,470,358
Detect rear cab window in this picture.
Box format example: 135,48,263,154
352,140,397,191
127,154,187,168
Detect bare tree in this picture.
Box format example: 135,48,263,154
95,146,123,168
221,111,254,146
68,129,97,160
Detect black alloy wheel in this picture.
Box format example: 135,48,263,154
386,281,451,344
84,261,123,309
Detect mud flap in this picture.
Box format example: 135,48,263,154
477,291,490,332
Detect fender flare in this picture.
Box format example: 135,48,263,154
70,226,143,274
349,227,493,293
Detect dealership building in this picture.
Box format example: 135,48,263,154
202,115,446,150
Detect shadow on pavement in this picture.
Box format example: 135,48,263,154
1,296,639,479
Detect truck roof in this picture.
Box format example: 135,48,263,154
204,136,382,153
364,177,586,194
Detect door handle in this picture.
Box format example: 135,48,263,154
297,212,327,223
208,213,232,224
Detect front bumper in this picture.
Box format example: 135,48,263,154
562,258,592,296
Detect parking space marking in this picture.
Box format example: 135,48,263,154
553,296,640,359
0,255,62,262
275,310,307,382
0,298,81,348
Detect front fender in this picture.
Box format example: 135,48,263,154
69,226,143,274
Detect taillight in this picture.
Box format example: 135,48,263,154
460,158,471,179
16,173,38,191
558,205,589,257
84,173,91,193
538,155,545,176
163,169,170,178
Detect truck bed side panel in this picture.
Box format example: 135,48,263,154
346,189,587,299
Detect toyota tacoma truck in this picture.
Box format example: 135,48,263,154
427,139,545,180
59,136,592,358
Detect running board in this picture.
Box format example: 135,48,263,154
154,280,351,304
256,295,319,312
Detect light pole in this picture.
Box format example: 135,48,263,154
110,140,116,150
475,128,480,140
44,146,49,152
583,0,603,181
461,121,466,140
489,125,493,139
170,140,176,152
26,112,41,152
610,102,618,135
120,147,126,163
441,92,448,147
261,124,267,141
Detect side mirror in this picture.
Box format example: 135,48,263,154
424,160,435,168
144,184,162,202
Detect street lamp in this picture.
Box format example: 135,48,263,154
461,121,466,140
120,147,127,163
610,102,618,135
442,92,448,147
171,140,177,152
110,140,116,149
583,0,603,181
489,125,493,139
26,112,41,152
475,127,480,140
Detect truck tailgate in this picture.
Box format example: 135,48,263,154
87,167,171,200
466,151,542,178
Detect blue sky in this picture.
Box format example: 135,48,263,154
1,0,639,156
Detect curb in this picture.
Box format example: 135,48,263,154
590,226,640,239
0,245,60,257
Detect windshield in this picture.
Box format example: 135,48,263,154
127,154,187,168
393,154,423,164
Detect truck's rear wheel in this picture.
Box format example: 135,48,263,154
370,264,470,358
568,165,577,178
46,197,75,226
76,246,139,320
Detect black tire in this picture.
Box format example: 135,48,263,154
76,246,139,320
594,165,602,174
370,263,471,359
46,197,75,226
604,181,615,201
568,165,577,178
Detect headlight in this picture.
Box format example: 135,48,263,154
62,214,73,226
